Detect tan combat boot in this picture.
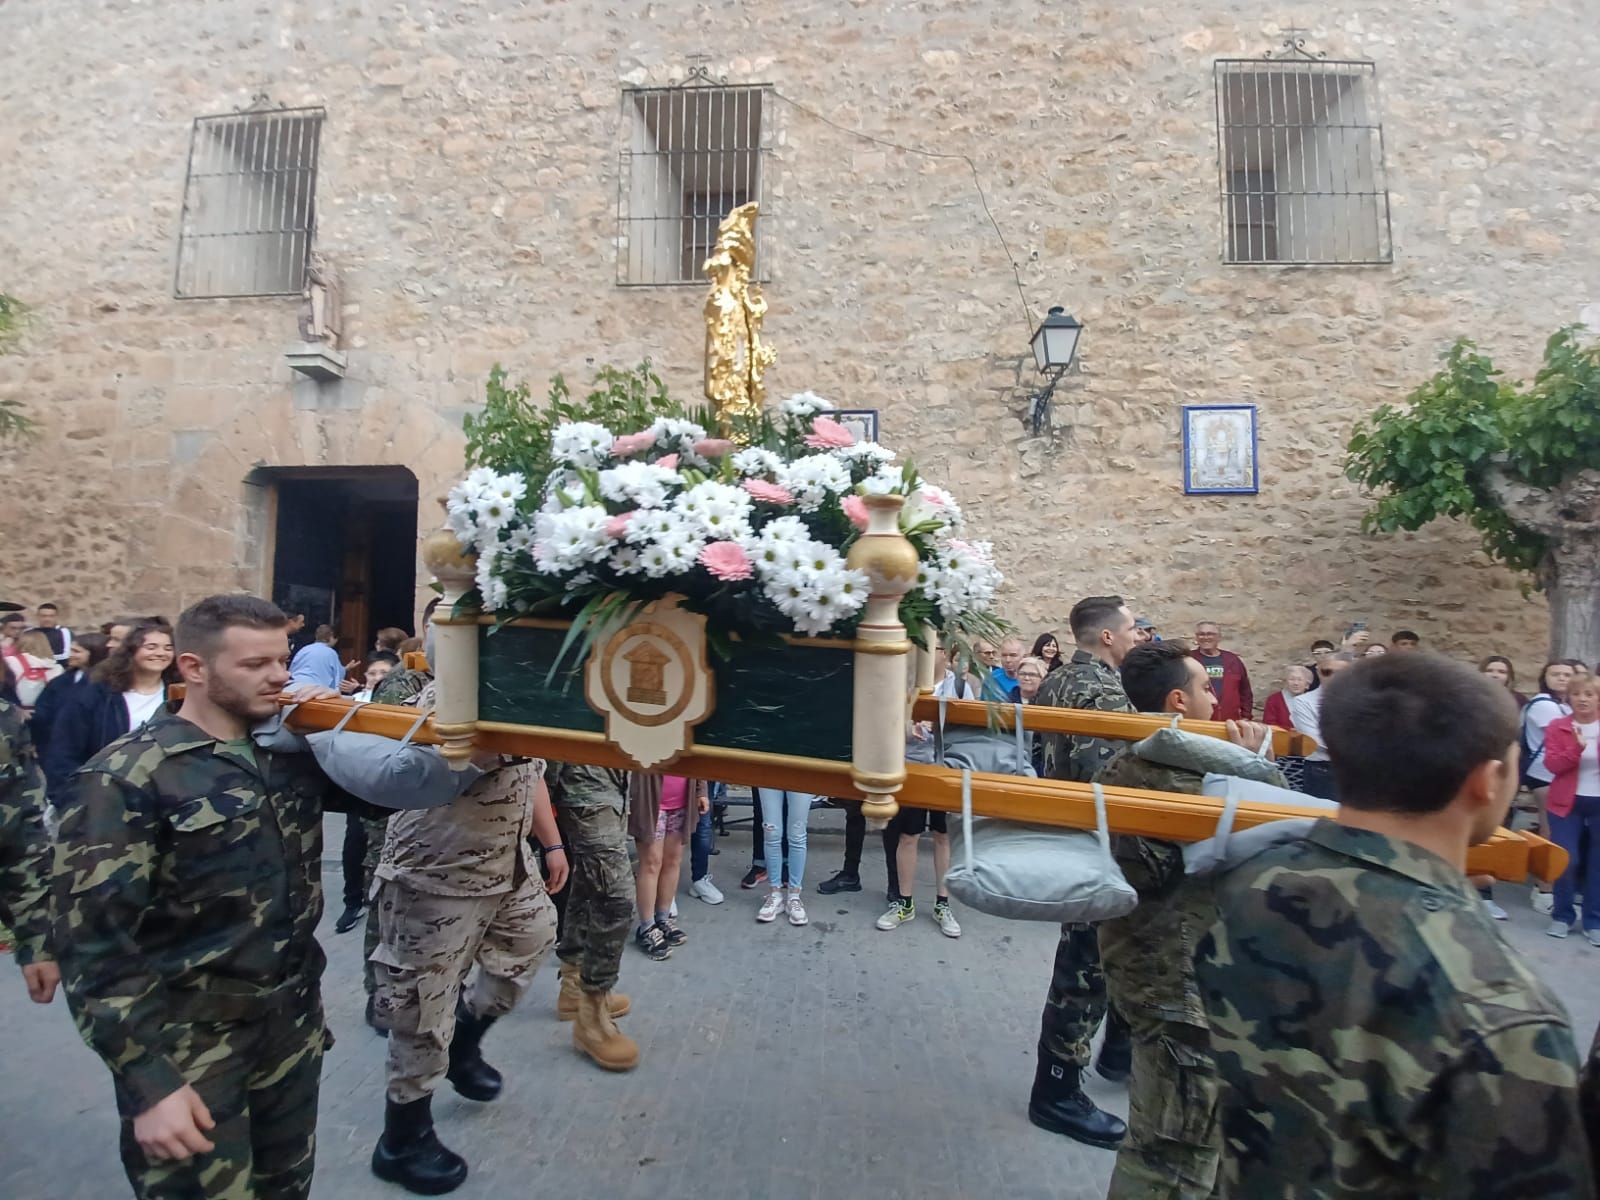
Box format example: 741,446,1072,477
556,962,631,1021
572,988,639,1071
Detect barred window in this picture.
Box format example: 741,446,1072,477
617,84,768,286
1214,59,1391,265
174,106,324,299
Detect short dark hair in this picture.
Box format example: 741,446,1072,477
1120,641,1197,713
1321,653,1517,814
314,624,337,644
364,649,401,670
176,595,289,661
1311,639,1335,652
36,602,57,613
1391,630,1420,645
1069,595,1126,644
0,612,23,626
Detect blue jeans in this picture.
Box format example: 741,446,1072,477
1550,794,1600,929
691,806,715,882
756,788,813,892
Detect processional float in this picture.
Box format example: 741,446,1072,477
282,204,1564,886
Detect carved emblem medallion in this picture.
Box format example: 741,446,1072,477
585,596,714,769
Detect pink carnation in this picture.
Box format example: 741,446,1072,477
656,453,680,470
605,512,635,539
610,431,656,457
841,493,869,530
742,478,795,506
693,437,735,458
698,540,754,581
920,486,947,507
803,415,856,450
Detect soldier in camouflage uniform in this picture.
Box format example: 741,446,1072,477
1027,595,1140,1149
353,658,436,1033
1095,640,1285,1199
0,696,58,1004
368,700,563,1195
545,760,639,1071
1199,653,1595,1197
52,595,360,1200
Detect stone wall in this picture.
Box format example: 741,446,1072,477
1,0,1593,691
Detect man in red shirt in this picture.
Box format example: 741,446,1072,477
1192,621,1253,720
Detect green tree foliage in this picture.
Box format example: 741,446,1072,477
1346,327,1600,582
0,294,34,442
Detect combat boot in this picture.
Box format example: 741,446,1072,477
1027,1059,1126,1149
556,961,631,1021
445,999,502,1102
370,1095,469,1195
572,988,639,1071
1095,1009,1132,1083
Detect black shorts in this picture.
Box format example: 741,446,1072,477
895,806,947,836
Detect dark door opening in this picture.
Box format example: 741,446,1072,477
261,467,419,661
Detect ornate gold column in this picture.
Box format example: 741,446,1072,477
420,514,480,766
845,494,919,820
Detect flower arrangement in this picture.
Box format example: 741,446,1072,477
446,366,1004,651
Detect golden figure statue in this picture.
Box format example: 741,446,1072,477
703,202,776,430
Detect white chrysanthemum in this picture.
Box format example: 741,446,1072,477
777,454,852,512
531,505,611,574
477,493,516,530
608,546,643,576
504,525,535,555
551,421,614,469
858,468,904,497
922,536,1002,619
541,469,589,513
462,465,499,498
648,416,708,451
674,480,753,541
626,507,693,548
781,391,837,421
834,441,896,467
639,543,676,579
598,462,679,509
488,473,527,505
731,447,783,477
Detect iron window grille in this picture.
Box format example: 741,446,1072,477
617,80,770,286
1214,49,1392,265
174,105,324,299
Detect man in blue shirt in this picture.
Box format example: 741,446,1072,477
288,624,349,691
987,636,1025,702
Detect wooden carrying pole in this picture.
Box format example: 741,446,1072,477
273,697,1565,884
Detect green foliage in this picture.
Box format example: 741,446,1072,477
0,294,34,443
463,361,682,495
1345,328,1600,578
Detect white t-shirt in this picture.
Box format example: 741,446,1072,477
123,688,165,731
1523,695,1571,784
935,670,978,701
1577,720,1600,797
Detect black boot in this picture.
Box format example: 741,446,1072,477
335,902,364,934
371,1095,469,1195
1095,1008,1132,1083
1027,1058,1127,1148
446,999,502,1102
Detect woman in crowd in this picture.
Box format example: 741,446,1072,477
1524,660,1576,914
753,787,815,927
1015,656,1047,704
1262,664,1313,730
1031,632,1064,673
1479,655,1529,710
1542,674,1600,945
1362,643,1386,658
30,632,109,755
41,622,176,799
628,773,708,959
2,629,62,710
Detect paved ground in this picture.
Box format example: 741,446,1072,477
4,807,1597,1200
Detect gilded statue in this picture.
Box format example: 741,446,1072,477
703,202,776,430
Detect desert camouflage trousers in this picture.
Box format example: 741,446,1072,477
371,876,557,1104
1101,889,1222,1200
553,803,634,993
117,991,324,1200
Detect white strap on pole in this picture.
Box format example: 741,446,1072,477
961,767,975,871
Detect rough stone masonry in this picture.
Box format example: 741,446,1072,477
0,0,1594,689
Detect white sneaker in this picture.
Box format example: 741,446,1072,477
786,893,808,926
1587,929,1600,949
690,876,725,905
933,899,961,938
876,898,914,930
1533,890,1555,915
1482,898,1509,921
1548,919,1572,939
756,891,785,923
669,897,679,918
